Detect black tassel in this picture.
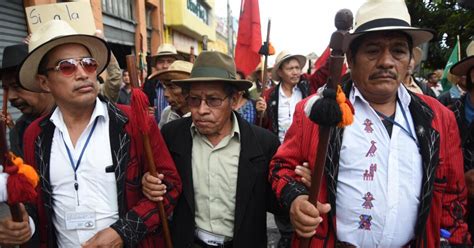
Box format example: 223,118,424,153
309,88,342,126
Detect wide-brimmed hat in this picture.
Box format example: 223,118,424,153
149,60,193,81
152,43,182,60
0,44,28,80
451,41,474,76
344,0,435,51
271,51,307,81
173,51,252,91
19,20,110,92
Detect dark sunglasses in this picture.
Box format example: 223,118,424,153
44,57,98,76
186,95,229,108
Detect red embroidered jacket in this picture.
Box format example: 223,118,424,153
269,84,472,247
23,99,182,248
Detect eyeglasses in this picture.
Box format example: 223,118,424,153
186,95,229,108
44,57,98,76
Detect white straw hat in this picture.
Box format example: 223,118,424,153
19,20,110,92
152,43,182,60
271,51,307,81
344,0,435,51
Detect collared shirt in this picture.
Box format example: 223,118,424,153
336,85,422,247
277,85,302,142
158,105,191,128
190,113,241,238
49,99,118,247
154,81,169,123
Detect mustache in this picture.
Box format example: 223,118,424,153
73,81,96,91
368,70,397,80
10,99,27,109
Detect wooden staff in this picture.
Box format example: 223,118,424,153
299,9,353,248
126,55,173,248
259,18,271,126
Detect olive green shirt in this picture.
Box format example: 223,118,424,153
190,113,241,238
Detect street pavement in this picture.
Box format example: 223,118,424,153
267,213,281,248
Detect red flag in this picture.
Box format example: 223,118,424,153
235,0,262,77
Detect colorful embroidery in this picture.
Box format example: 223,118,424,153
358,214,372,230
363,163,377,181
363,119,374,133
362,192,375,209
365,140,377,157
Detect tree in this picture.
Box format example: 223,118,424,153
406,0,474,71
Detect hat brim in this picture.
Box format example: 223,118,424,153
344,27,435,52
172,77,253,91
272,55,307,81
149,69,191,81
19,34,110,92
450,56,474,76
151,53,183,61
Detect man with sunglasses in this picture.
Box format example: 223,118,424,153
142,51,282,248
16,20,182,247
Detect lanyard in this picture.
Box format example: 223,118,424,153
374,99,418,147
61,118,99,205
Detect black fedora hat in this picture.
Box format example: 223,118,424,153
0,43,28,79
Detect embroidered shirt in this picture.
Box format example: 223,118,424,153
336,85,423,247
49,99,118,247
465,93,474,125
277,85,302,142
190,113,240,238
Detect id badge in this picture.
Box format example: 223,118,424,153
65,206,96,230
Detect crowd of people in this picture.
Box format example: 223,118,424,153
0,0,473,247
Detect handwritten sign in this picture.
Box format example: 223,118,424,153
25,1,95,35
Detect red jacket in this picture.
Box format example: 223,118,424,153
23,99,182,248
269,84,472,247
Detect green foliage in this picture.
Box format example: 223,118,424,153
406,0,474,71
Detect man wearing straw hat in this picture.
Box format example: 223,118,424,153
263,51,309,142
18,20,181,247
143,43,182,123
450,40,474,243
147,60,193,128
269,0,471,247
143,51,282,248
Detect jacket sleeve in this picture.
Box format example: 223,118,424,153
304,58,330,95
440,109,472,245
269,101,309,211
110,116,182,247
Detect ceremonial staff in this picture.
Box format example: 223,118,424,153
259,18,272,125
126,55,173,248
299,9,353,248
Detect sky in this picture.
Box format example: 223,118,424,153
215,0,366,65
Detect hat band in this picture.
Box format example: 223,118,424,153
191,67,236,80
355,18,410,33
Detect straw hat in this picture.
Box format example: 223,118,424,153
173,51,252,91
344,0,435,51
152,43,182,60
149,60,193,81
450,41,474,76
0,44,28,79
19,20,110,92
271,51,307,81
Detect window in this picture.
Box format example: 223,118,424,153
187,0,209,25
102,0,133,20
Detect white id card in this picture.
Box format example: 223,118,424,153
65,207,96,230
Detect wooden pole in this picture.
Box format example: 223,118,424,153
298,9,353,248
126,55,173,248
259,19,271,126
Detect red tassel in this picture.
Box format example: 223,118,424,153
7,173,37,205
130,88,151,134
